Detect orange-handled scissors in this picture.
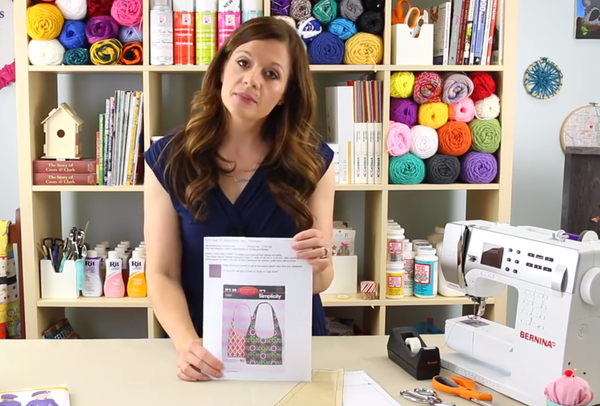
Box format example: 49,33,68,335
432,375,494,402
392,0,421,27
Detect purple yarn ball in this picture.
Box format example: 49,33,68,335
85,15,119,44
460,151,498,183
390,98,418,127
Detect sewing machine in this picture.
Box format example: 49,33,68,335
439,220,600,406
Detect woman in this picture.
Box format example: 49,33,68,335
143,17,336,382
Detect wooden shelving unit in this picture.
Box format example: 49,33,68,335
14,0,516,338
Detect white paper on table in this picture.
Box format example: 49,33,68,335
203,236,313,382
343,371,402,406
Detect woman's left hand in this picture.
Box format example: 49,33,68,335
292,229,331,274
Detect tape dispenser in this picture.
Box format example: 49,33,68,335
386,326,440,380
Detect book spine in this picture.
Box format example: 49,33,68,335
33,173,98,185
33,160,97,173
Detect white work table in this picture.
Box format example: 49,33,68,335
2,335,523,406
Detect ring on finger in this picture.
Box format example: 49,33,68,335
320,247,329,258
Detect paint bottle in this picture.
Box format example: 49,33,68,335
94,245,108,281
195,0,217,65
150,0,174,65
217,0,241,49
414,247,438,298
115,247,129,286
402,242,415,296
100,241,110,250
174,0,195,65
241,0,263,22
413,239,432,251
386,226,405,262
386,261,404,299
82,250,103,298
104,250,125,298
127,250,147,297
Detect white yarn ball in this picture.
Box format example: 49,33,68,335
28,39,65,66
474,94,501,120
410,125,438,159
297,17,322,42
56,0,87,20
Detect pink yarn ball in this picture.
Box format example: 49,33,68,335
386,121,412,156
448,97,475,122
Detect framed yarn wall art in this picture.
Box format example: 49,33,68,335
560,102,600,152
523,57,563,100
575,0,600,39
0,0,14,92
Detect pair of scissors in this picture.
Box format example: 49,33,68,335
400,388,455,406
392,0,421,27
432,375,495,406
42,237,64,268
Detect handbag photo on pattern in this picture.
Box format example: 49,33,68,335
226,303,252,359
245,302,283,365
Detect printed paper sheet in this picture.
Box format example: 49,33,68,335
203,237,313,382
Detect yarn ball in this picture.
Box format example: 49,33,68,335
118,25,143,44
313,0,338,25
56,0,87,20
387,121,413,156
273,15,296,27
413,72,443,104
86,16,120,44
460,151,498,184
442,73,474,104
469,71,496,102
389,153,426,184
87,0,113,17
425,154,461,184
418,102,448,130
328,18,357,40
363,0,385,12
90,38,123,65
339,0,364,22
409,125,438,160
111,0,143,26
28,39,65,66
64,47,90,65
390,98,418,127
26,3,64,41
474,94,501,120
58,20,88,50
545,370,594,406
357,11,384,36
448,97,475,122
469,118,501,153
343,33,384,65
290,0,313,21
437,121,472,156
390,72,415,98
298,17,323,42
307,32,345,64
120,42,143,65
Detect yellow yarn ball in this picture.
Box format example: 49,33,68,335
418,102,449,129
343,33,384,65
90,39,124,65
26,3,64,41
390,72,415,98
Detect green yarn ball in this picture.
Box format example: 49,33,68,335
313,0,338,25
389,153,426,185
469,118,501,153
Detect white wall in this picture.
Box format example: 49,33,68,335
0,0,594,337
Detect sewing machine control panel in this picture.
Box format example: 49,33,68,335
503,247,555,273
519,288,548,330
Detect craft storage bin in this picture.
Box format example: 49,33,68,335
323,255,359,295
390,23,434,65
40,259,81,300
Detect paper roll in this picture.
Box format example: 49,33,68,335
405,337,422,354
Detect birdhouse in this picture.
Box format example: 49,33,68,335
41,102,84,160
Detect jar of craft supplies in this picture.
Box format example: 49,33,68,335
428,224,445,247
403,242,415,296
386,261,405,299
414,247,438,298
387,226,405,262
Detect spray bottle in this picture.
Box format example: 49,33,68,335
217,0,241,49
150,0,174,65
195,0,217,65
174,0,195,65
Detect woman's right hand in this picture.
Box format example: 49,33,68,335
177,338,224,381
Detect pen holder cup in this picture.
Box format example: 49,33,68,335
391,23,434,65
40,258,80,299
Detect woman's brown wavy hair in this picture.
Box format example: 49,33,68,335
160,17,325,231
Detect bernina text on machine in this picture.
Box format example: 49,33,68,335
438,220,600,406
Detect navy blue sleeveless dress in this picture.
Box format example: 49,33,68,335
144,131,334,338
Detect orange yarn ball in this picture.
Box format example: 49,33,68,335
437,121,472,156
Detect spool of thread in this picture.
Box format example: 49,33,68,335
339,0,364,21
328,18,357,40
469,72,496,102
469,118,501,153
313,0,338,25
289,0,312,21
118,25,144,44
111,0,144,26
474,94,501,120
437,121,472,156
387,121,413,156
28,39,65,66
390,72,415,98
409,125,438,160
26,3,65,41
363,0,384,12
424,154,461,184
56,0,88,20
448,97,475,122
64,47,90,65
389,153,426,185
120,42,143,65
297,18,323,43
418,102,448,130
58,20,88,50
413,72,443,104
307,32,345,64
343,33,383,65
86,16,119,44
271,0,292,16
442,73,474,104
460,151,498,184
87,0,113,18
390,98,418,127
357,11,384,36
90,38,123,65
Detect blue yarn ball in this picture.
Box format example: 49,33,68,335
328,18,357,40
118,25,143,44
307,32,345,64
58,20,88,50
297,17,322,43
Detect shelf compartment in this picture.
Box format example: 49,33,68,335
321,293,495,307
387,183,500,191
32,185,144,192
37,297,151,308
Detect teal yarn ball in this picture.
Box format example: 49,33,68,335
389,153,426,184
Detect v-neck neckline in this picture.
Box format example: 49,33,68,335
216,164,264,208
